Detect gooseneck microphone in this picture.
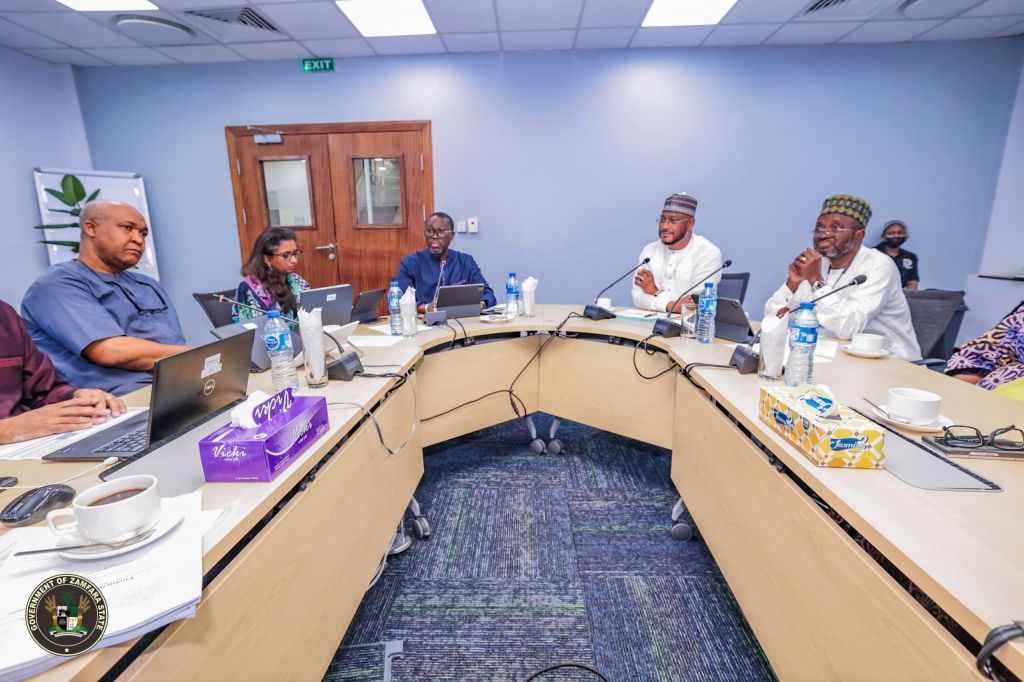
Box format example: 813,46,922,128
652,259,733,338
582,257,651,321
775,274,868,318
216,294,297,324
426,258,449,326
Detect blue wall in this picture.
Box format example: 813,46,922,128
73,39,1023,344
0,47,92,309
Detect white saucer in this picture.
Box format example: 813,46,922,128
871,405,953,433
842,345,891,359
479,314,511,324
56,503,185,560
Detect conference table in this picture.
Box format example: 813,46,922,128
2,304,1022,681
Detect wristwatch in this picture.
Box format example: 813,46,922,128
811,280,827,292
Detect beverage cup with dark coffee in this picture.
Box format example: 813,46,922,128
47,474,160,544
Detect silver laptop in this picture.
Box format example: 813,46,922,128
211,315,304,372
436,284,485,319
301,284,355,325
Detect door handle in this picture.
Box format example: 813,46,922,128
315,243,336,251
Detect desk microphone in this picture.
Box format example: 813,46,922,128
583,257,651,321
426,258,448,326
775,274,867,318
215,294,297,324
652,259,732,338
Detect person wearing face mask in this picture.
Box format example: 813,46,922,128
631,193,723,312
764,194,921,360
875,220,919,290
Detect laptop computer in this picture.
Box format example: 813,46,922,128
211,315,304,372
715,298,755,343
301,284,355,325
43,331,253,462
351,288,386,323
436,284,485,319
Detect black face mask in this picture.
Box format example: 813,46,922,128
883,237,906,249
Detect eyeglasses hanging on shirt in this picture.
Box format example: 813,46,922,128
108,278,169,316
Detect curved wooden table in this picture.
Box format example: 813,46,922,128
3,304,1021,681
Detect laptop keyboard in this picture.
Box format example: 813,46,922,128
94,427,149,454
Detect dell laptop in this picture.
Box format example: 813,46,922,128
301,284,355,326
211,315,304,372
436,284,485,319
43,331,254,461
351,288,386,323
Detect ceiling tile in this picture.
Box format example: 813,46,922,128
914,14,1024,39
155,0,254,6
84,46,178,64
441,31,499,52
496,0,582,31
960,0,1024,17
579,0,649,28
229,40,312,59
574,27,633,48
155,43,245,61
2,11,139,47
20,47,111,64
630,25,713,48
366,34,445,54
721,0,812,24
501,28,575,50
0,16,64,47
73,10,216,44
991,17,1024,34
0,0,69,9
257,2,359,39
301,36,373,56
702,23,779,46
764,21,861,44
424,0,496,33
839,19,942,42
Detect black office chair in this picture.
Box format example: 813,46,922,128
192,289,237,328
718,272,750,304
905,289,968,368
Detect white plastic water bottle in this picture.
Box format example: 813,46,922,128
696,282,717,344
263,310,299,391
387,278,402,336
785,302,819,387
505,272,520,319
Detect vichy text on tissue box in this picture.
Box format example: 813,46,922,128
199,388,329,482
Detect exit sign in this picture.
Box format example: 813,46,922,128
302,58,334,73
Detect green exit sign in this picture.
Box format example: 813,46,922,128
302,57,334,73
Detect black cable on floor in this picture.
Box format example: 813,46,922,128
523,661,609,682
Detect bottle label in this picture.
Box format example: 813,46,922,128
790,325,818,345
699,297,717,315
264,333,291,352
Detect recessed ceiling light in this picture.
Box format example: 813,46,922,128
335,0,436,38
642,0,740,27
57,0,157,10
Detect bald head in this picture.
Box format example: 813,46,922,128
78,201,149,274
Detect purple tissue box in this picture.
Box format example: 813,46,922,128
199,390,330,482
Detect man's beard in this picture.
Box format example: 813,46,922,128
816,240,855,260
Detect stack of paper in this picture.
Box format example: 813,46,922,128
0,492,205,681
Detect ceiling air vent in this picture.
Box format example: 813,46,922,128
180,7,283,42
800,0,900,21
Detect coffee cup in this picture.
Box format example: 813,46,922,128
46,474,160,543
596,297,612,310
852,333,885,354
887,388,941,426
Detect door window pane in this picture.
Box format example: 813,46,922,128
353,157,402,225
262,159,312,227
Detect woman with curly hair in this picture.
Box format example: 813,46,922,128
233,227,310,329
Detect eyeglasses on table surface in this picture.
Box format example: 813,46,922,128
940,425,1024,451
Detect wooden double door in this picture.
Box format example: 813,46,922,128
226,122,434,298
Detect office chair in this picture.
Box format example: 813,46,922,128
905,289,968,368
192,289,237,328
718,272,751,304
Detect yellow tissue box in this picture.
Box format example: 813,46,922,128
758,385,884,468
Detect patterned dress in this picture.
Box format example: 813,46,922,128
945,300,1024,390
232,272,310,329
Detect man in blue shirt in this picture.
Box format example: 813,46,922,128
21,201,190,395
397,211,496,313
